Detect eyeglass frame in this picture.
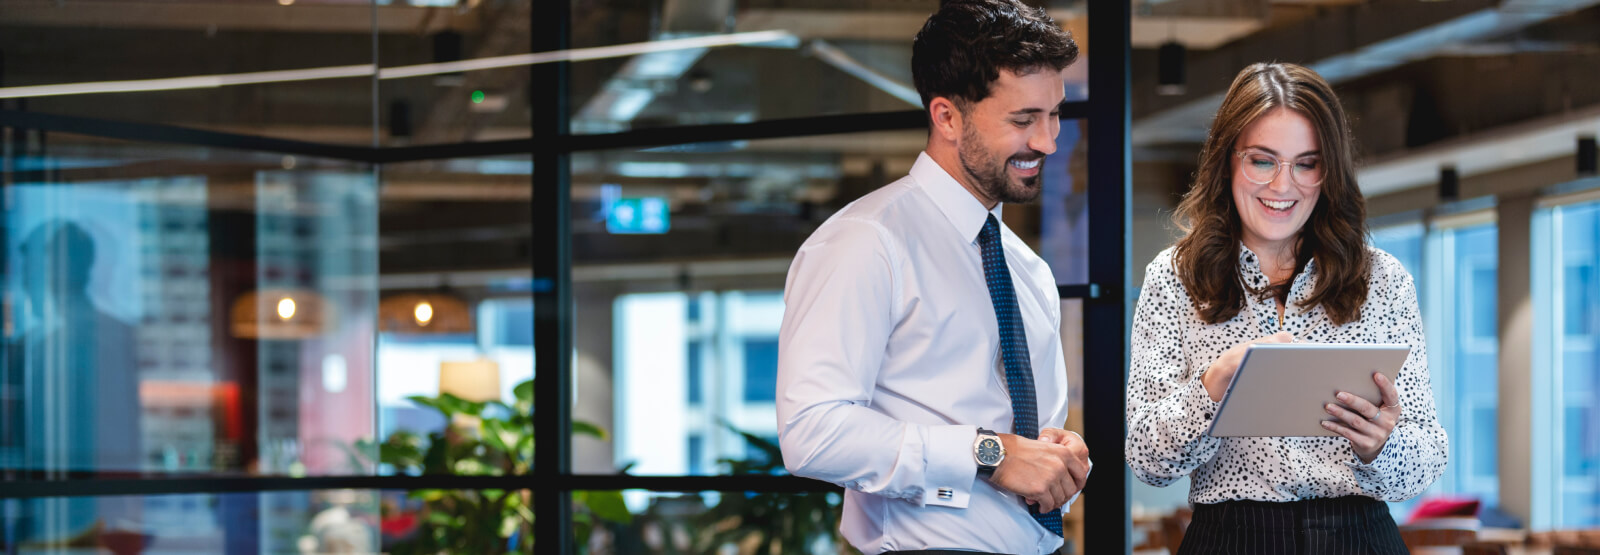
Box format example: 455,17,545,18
1234,148,1325,187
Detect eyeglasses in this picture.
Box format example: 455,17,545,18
1235,149,1325,187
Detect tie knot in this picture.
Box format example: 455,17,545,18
978,214,1001,245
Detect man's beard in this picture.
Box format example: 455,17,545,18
958,122,1045,205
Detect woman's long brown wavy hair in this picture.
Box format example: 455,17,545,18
1171,62,1370,326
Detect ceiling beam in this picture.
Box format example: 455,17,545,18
1129,0,1600,147
0,1,480,34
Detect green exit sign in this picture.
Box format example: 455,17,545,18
606,197,670,234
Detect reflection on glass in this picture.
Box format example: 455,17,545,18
0,135,379,481
0,490,380,554
373,154,541,475
567,2,1087,133
1040,120,1089,285
578,489,847,555
252,170,380,478
3,1,540,145
1545,201,1600,526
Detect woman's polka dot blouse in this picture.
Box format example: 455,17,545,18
1124,243,1449,504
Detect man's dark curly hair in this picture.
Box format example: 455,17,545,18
911,0,1078,114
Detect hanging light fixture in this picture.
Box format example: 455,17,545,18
1157,40,1186,96
379,291,472,334
231,288,333,339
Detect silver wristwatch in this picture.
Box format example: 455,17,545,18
973,428,1004,479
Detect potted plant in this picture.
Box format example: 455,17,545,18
353,379,631,553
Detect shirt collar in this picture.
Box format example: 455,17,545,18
1238,242,1319,292
910,152,1005,243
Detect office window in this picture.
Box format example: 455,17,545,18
602,290,784,477
1371,223,1425,283
1425,220,1500,508
742,338,780,403
1538,200,1600,527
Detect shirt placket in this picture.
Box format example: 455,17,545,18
1281,263,1318,337
1241,254,1280,335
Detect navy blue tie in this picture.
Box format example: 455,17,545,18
977,214,1063,537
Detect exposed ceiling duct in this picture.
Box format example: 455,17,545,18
572,0,740,133
804,40,921,108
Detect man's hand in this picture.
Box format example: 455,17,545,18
1035,428,1090,508
988,430,1090,512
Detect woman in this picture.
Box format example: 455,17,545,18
1125,62,1448,554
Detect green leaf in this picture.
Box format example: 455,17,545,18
405,395,451,416
571,520,594,554
453,458,492,475
435,393,486,417
480,418,514,455
572,420,608,440
420,433,450,473
583,490,633,525
426,510,458,527
513,380,533,404
516,434,535,460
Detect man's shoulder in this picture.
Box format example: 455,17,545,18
809,176,925,242
836,175,922,220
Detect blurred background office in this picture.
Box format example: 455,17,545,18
0,0,1597,553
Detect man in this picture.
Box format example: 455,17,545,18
775,1,1090,553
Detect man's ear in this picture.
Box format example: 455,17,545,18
928,96,964,143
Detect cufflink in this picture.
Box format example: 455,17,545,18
937,487,954,500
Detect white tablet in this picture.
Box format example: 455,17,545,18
1206,343,1411,437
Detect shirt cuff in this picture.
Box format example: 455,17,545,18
1346,428,1406,479
920,425,978,508
1186,374,1223,426
1062,456,1092,514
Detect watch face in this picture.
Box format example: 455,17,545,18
976,438,1002,465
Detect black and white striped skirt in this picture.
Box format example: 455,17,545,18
1177,495,1409,555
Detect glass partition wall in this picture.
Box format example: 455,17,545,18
1,1,1133,553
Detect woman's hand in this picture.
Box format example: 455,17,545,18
1321,372,1402,463
1201,331,1295,402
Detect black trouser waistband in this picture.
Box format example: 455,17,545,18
1181,495,1407,555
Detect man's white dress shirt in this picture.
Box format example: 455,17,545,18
777,152,1068,555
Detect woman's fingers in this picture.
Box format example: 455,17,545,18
1326,403,1379,435
1322,419,1377,455
1375,372,1402,412
1335,391,1382,422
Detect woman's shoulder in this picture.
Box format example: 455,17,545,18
1360,245,1419,304
1140,246,1188,294
1145,246,1179,278
1362,245,1412,283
